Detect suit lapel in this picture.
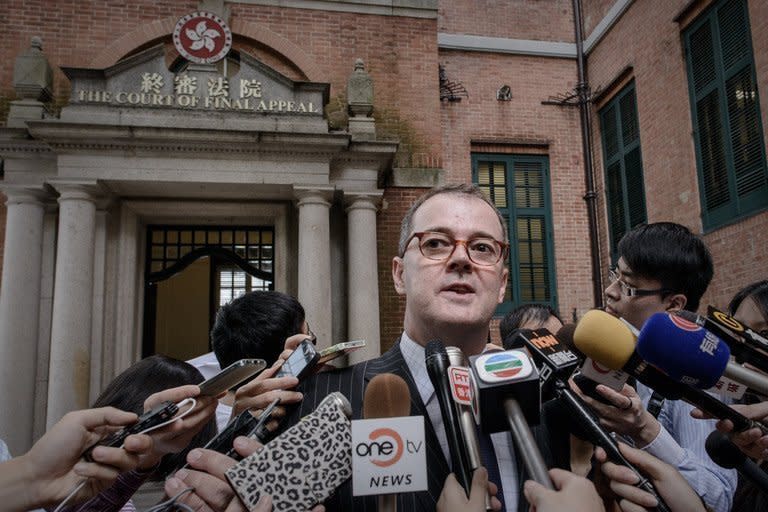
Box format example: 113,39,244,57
364,342,450,511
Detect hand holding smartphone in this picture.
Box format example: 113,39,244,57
276,339,320,380
198,358,267,396
82,400,179,461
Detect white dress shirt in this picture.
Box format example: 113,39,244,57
399,333,519,510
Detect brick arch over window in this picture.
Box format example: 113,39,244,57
88,16,322,81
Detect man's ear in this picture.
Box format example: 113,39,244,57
497,267,509,304
392,256,406,295
664,293,688,313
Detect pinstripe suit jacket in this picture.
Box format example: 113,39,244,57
285,340,569,512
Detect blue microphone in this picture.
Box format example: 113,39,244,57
637,312,730,389
638,312,768,397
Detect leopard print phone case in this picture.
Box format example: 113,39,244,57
226,392,353,511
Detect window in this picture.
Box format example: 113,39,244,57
684,0,767,229
146,225,274,308
473,154,557,314
599,81,647,261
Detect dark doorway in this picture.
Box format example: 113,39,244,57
142,225,275,359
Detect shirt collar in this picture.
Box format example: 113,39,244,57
399,331,435,406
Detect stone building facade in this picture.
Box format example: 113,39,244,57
0,0,765,455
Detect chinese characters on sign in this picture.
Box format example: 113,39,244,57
75,72,318,113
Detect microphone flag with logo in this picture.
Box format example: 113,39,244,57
352,373,427,498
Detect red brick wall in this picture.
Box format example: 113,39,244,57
0,0,199,116
230,5,442,162
439,0,574,42
439,50,596,329
587,0,768,314
0,2,442,161
581,0,621,36
377,188,424,351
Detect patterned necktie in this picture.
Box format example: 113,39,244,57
476,425,506,511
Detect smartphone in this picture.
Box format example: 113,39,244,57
572,372,613,406
198,358,266,396
82,400,179,460
224,398,282,460
317,339,366,365
276,338,320,380
225,392,352,511
177,398,280,472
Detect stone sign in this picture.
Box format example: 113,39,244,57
63,44,327,115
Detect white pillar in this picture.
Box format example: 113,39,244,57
0,186,48,454
90,207,109,402
295,187,333,350
46,182,100,426
345,193,383,363
33,209,58,441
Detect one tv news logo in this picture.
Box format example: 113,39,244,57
355,427,422,468
351,416,428,495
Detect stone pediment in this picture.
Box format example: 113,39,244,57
60,44,329,132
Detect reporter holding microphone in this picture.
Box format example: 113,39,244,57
690,280,768,512
569,223,735,512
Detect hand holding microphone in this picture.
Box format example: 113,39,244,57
573,309,767,435
426,341,474,495
437,468,501,512
513,327,672,512
595,442,708,512
691,400,768,460
706,430,768,494
522,469,605,512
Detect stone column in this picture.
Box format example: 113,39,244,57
46,181,100,426
345,193,383,363
295,187,334,350
0,186,48,454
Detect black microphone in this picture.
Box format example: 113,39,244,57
444,346,493,509
467,347,553,489
513,327,673,512
504,327,580,401
425,340,473,496
706,430,768,494
676,308,768,374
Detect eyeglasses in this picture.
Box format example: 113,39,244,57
403,231,508,266
607,268,672,298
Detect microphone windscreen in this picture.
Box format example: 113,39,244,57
502,328,529,351
705,430,744,469
637,312,730,389
425,339,446,360
573,309,636,370
555,324,582,358
363,373,411,419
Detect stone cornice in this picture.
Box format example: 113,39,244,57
25,122,351,157
0,129,53,156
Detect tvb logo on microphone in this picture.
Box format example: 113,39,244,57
351,416,428,496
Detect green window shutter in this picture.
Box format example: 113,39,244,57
472,154,557,314
599,82,647,262
684,0,768,229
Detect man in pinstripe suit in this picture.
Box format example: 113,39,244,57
286,184,568,511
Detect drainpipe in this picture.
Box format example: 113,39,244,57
573,0,604,308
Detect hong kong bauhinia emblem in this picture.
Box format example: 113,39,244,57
173,11,233,64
